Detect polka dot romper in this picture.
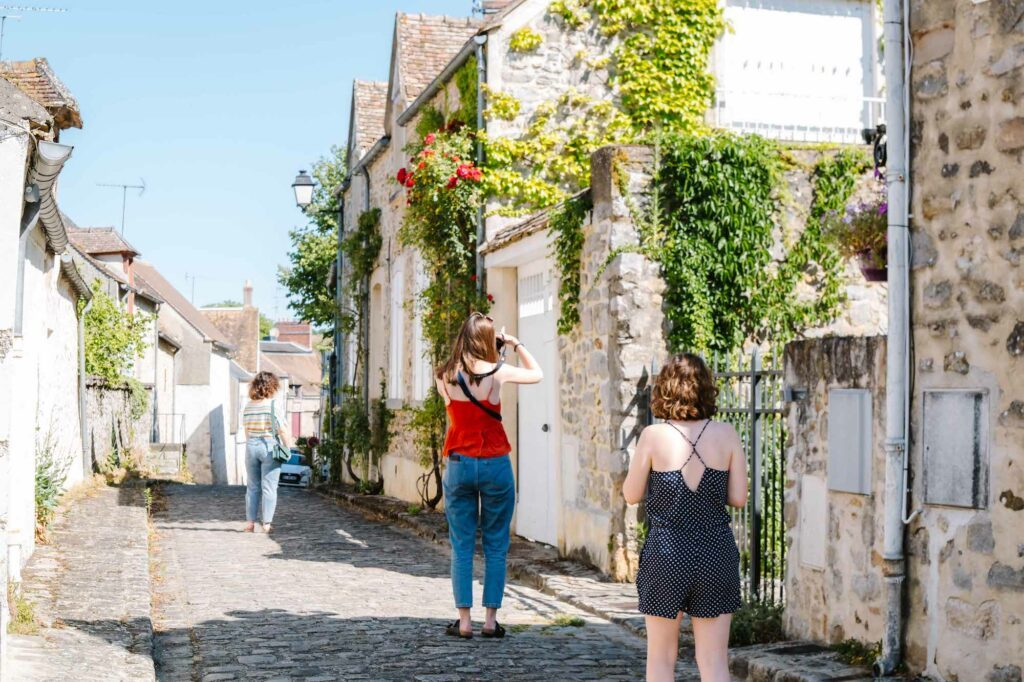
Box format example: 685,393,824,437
636,420,742,620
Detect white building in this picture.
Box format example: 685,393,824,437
0,59,89,669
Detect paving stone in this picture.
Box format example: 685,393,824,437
151,484,706,680
6,484,156,681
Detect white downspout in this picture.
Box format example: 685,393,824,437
876,0,914,675
79,298,95,478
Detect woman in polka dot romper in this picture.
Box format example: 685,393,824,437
624,353,748,682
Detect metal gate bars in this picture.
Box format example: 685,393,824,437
639,348,786,605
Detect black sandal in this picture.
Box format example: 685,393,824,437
481,622,506,639
445,620,472,639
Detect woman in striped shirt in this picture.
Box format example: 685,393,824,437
242,371,293,533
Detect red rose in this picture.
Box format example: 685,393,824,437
446,175,458,189
456,164,471,179
487,293,495,302
470,274,478,282
469,168,483,182
405,174,416,188
396,168,408,185
424,133,436,145
417,161,426,170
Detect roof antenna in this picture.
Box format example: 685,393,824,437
96,178,146,236
0,5,67,61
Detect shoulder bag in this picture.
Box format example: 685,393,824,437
269,399,291,463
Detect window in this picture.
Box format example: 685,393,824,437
412,257,432,401
290,384,301,398
388,267,404,400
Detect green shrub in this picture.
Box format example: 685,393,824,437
729,601,785,647
34,425,71,540
833,638,880,666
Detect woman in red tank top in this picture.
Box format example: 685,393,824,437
436,312,543,640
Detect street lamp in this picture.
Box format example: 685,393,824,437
291,170,315,209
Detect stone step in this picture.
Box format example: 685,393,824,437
146,443,183,475
729,642,877,681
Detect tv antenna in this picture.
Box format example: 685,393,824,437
97,179,146,236
0,5,67,61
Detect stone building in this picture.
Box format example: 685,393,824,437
782,1,1024,678
0,59,91,672
334,0,886,575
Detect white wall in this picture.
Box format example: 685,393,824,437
713,0,879,143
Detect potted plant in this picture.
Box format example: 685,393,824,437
824,195,889,282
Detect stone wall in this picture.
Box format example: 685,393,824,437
85,381,152,472
559,146,666,579
782,335,887,644
904,1,1024,678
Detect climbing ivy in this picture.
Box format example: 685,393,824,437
482,1,725,215
631,133,868,354
550,192,592,334
483,87,522,121
509,27,543,52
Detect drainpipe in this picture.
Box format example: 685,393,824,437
876,0,914,675
79,297,94,478
474,34,488,294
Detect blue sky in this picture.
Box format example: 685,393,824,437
6,0,471,317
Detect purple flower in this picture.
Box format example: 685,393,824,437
874,167,883,180
878,201,888,215
842,214,853,224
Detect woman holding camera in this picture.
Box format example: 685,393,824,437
624,354,747,682
436,312,543,639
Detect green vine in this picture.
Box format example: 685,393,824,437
484,0,726,215
550,192,592,334
509,27,543,52
454,57,479,127
396,123,491,508
484,87,522,121
611,132,867,354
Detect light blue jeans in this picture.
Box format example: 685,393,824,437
443,453,516,609
245,437,282,523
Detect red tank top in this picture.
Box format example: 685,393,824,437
442,376,511,458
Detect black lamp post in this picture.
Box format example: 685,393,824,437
291,170,315,209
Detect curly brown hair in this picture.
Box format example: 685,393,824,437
249,371,279,401
651,353,718,421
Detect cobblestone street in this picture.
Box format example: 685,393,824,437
148,484,701,681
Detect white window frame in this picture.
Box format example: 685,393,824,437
412,256,431,401
388,266,405,401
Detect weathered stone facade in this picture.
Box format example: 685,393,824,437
782,336,888,643
85,381,153,472
904,1,1024,677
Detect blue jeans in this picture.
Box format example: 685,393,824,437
245,437,282,523
443,453,516,609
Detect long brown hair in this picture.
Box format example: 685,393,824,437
437,312,499,385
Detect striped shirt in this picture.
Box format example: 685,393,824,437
242,399,282,438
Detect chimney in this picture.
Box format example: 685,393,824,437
243,280,253,307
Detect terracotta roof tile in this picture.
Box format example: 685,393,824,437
351,80,388,161
67,226,140,257
395,13,481,104
0,58,81,130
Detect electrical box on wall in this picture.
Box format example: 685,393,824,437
827,388,873,494
923,389,989,509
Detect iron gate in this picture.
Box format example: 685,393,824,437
640,348,786,605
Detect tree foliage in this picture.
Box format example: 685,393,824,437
279,145,347,330
83,283,150,384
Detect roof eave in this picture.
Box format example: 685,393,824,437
397,34,486,128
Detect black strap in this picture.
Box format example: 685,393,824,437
456,371,503,421
465,355,506,381
667,420,710,468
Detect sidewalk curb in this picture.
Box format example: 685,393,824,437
314,485,651,639
728,642,879,682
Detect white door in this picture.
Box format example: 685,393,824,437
515,258,559,545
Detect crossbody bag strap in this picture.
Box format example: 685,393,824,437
456,371,503,421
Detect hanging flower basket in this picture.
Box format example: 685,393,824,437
857,248,887,282
824,192,888,283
